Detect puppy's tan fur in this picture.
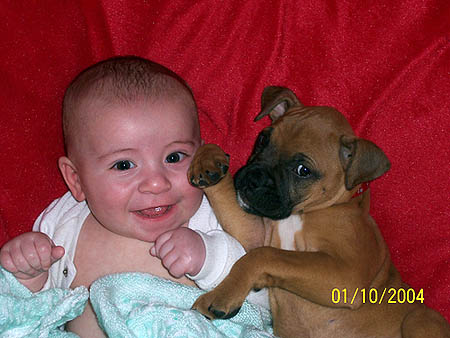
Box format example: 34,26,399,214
188,87,450,338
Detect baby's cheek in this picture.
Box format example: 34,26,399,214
184,183,204,201
179,182,203,215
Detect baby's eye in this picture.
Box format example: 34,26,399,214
166,152,187,164
112,160,136,171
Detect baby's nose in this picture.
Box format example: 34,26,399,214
138,170,171,194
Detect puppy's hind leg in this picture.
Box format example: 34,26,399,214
401,307,450,338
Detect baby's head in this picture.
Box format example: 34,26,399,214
62,56,200,159
59,56,204,242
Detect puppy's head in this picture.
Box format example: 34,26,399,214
235,86,390,219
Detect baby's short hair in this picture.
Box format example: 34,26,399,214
62,56,195,154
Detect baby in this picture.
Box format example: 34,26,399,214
0,56,266,337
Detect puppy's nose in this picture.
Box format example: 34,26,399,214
245,166,274,190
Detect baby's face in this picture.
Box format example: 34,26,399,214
72,97,203,242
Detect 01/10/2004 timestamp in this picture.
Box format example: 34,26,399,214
331,288,424,305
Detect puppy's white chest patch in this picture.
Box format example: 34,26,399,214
277,215,303,250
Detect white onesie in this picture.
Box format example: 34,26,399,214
33,191,269,308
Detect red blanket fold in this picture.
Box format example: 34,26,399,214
1,0,449,321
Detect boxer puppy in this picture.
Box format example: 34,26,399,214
188,86,450,338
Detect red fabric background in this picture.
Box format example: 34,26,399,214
1,1,449,322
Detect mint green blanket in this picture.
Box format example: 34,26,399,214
0,266,88,338
90,272,274,338
1,266,274,337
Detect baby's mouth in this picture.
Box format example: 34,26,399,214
135,205,171,218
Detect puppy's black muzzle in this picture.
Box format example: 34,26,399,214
234,163,292,220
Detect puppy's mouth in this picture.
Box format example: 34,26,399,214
236,190,292,220
237,192,250,210
235,163,294,220
134,205,172,218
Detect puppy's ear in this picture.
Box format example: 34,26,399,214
254,86,304,122
339,136,391,190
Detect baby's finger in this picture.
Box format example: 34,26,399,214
149,244,158,257
33,236,55,270
165,257,186,279
21,241,44,271
0,249,19,274
160,248,177,270
50,246,65,264
9,243,35,275
157,239,175,261
153,231,174,257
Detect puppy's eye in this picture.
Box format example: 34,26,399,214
296,164,311,177
256,134,268,148
256,130,272,149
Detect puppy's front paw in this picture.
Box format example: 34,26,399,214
192,288,244,320
188,144,230,188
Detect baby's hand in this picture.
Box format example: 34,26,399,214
150,227,206,278
0,231,64,291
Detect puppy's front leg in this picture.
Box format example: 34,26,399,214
193,246,364,319
188,144,264,250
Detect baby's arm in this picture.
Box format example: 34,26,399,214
188,229,270,309
151,226,269,308
187,229,246,290
0,232,64,292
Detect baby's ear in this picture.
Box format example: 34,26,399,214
58,156,86,202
